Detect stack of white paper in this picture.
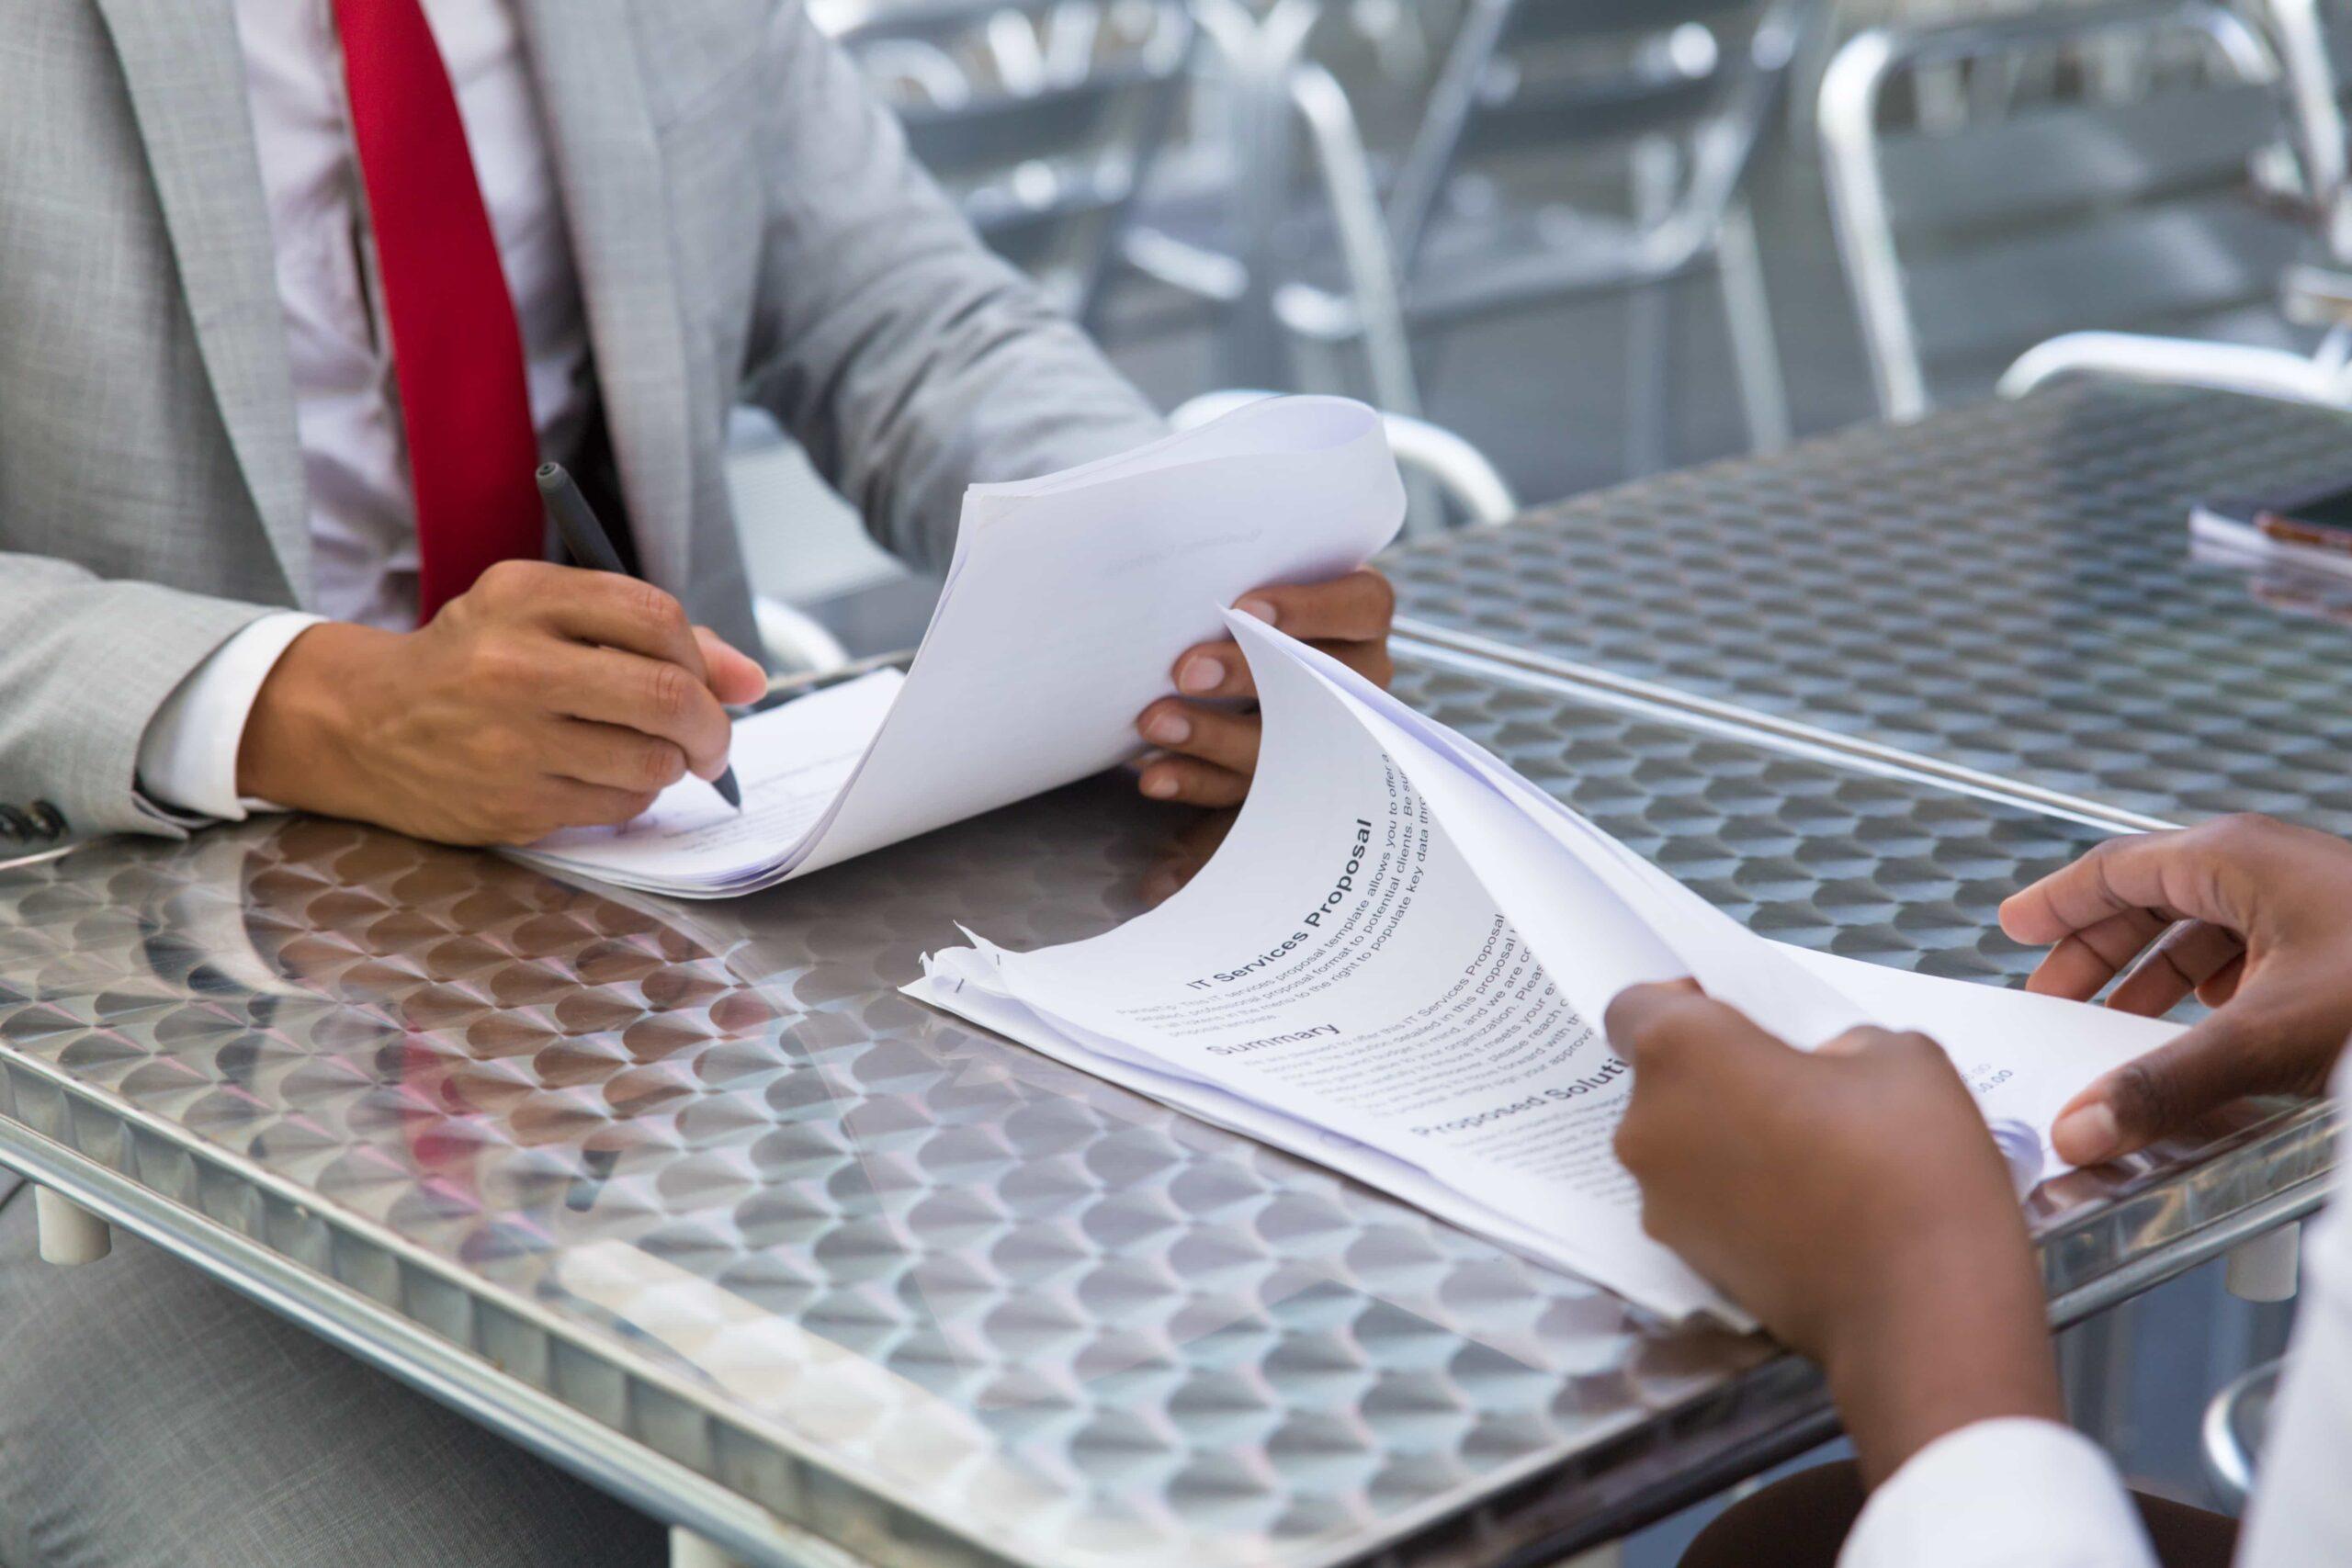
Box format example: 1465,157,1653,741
508,397,1407,897
909,613,2182,1325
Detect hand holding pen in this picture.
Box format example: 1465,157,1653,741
538,461,744,812
236,543,766,845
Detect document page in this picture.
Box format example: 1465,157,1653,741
508,396,1406,897
913,615,2183,1323
915,614,1737,1319
793,397,1405,875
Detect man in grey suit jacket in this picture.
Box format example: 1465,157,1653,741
0,0,1395,851
0,1,1395,1562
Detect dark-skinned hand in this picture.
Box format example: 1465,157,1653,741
1999,813,2352,1165
1132,569,1395,807
1605,981,2062,1486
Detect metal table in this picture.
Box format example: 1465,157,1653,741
1389,382,2352,833
0,386,2338,1565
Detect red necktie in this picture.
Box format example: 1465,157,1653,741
334,0,546,623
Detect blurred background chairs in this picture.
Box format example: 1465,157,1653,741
820,0,1198,327
1820,0,2314,416
1171,388,1522,525
734,0,2352,641
1116,0,1811,476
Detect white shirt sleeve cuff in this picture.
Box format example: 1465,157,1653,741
1840,1418,2157,1568
135,612,326,823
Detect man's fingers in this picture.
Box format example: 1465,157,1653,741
1603,976,1702,1022
2198,954,2247,1008
529,570,709,681
538,778,664,833
550,719,691,796
694,626,769,706
2001,816,2312,949
2051,1010,2278,1165
542,646,735,779
1603,980,1785,1072
1176,566,1398,700
1607,983,1790,1175
1167,634,1390,704
1233,569,1396,643
2021,906,2170,1000
1136,700,1261,777
1998,834,2193,946
2109,920,2245,1017
1170,637,1254,701
1137,754,1250,808
1312,637,1396,690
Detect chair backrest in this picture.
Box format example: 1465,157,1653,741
1384,0,1815,276
2241,0,2352,257
1821,0,2307,418
831,0,1195,323
1170,389,1521,532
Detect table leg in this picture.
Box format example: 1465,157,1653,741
670,1525,745,1568
33,1184,109,1265
2057,1303,2137,1451
2224,1224,2300,1303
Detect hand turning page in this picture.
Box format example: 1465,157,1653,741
908,613,2183,1325
507,396,1407,897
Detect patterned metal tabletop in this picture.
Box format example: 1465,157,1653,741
0,654,2328,1568
1388,383,2352,832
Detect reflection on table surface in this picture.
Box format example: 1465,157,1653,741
0,774,1757,1567
0,650,2330,1567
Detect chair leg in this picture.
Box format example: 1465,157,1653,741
33,1185,110,1266
1715,203,1793,454
1623,277,1675,479
1623,135,1682,479
2057,1300,2138,1451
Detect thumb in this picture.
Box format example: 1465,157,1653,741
2052,1010,2278,1165
694,627,769,706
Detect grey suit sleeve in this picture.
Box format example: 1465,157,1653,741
738,3,1168,571
0,556,280,840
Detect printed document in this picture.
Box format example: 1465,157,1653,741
507,397,1406,896
908,613,2183,1324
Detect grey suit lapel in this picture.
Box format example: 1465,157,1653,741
95,0,311,603
514,0,696,594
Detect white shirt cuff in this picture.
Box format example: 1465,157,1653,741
1840,1418,2156,1568
135,613,325,823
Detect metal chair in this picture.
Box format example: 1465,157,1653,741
1132,0,1807,476
2246,0,2352,255
1376,0,1806,470
1819,0,2314,419
1114,1,1428,420
2201,1355,2282,1512
752,597,854,678
830,0,1196,326
1171,389,1521,530
722,408,882,678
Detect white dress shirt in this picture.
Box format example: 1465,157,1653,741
1840,1053,2352,1568
137,0,593,820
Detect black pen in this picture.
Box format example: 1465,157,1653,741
537,461,743,811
